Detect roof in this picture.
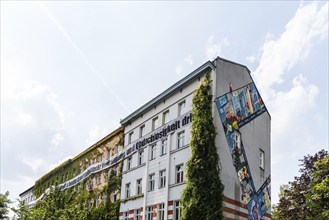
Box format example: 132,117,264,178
120,60,215,125
19,185,34,197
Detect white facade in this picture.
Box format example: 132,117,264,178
119,58,271,220
19,186,35,208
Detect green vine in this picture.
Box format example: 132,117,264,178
33,128,123,198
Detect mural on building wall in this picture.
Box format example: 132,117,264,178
215,82,271,220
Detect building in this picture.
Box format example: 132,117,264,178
27,127,124,208
19,186,35,208
20,57,271,220
118,57,271,220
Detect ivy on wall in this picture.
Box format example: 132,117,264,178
181,72,224,220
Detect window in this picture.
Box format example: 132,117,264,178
177,131,185,149
138,150,144,165
150,144,156,160
146,206,153,220
162,110,169,125
128,132,134,144
97,174,102,185
135,209,141,220
140,125,145,138
124,212,129,220
116,144,120,154
176,164,184,183
105,170,109,182
112,192,117,202
96,194,101,207
159,170,166,188
178,101,186,116
148,173,155,191
174,201,182,220
158,203,165,220
161,139,167,156
125,183,131,198
100,153,104,162
113,166,118,176
152,117,159,131
107,148,111,160
93,157,97,164
127,156,132,170
259,149,265,170
136,178,142,195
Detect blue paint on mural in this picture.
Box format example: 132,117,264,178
215,82,270,220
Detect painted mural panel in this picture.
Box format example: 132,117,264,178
215,82,270,220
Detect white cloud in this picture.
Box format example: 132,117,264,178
16,113,36,126
253,2,328,101
184,54,193,65
86,126,109,146
51,132,64,146
175,65,183,76
20,157,45,173
14,80,66,129
205,36,230,60
250,2,328,205
246,55,256,63
48,155,73,172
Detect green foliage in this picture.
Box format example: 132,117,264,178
273,149,328,220
11,199,31,220
0,191,11,219
181,72,224,220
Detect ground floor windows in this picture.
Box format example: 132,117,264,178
135,209,141,220
124,212,129,220
146,206,153,220
174,201,182,220
158,203,165,220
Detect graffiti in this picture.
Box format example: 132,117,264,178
215,82,270,220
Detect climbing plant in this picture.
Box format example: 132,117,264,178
181,72,224,220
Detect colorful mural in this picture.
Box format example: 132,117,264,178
215,82,271,220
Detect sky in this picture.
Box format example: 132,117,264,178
1,0,328,212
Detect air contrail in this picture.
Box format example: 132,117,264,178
38,2,130,113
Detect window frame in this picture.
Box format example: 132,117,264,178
146,206,153,220
127,156,132,170
136,178,142,195
148,173,155,192
138,150,144,165
125,182,131,198
128,132,134,145
140,124,145,138
162,110,169,125
152,117,159,131
158,203,165,220
178,100,186,116
176,164,184,183
161,139,167,156
259,149,265,170
174,200,182,220
150,144,156,160
159,169,166,188
177,131,185,149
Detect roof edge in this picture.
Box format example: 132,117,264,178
120,61,215,125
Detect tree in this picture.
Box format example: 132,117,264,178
0,191,11,219
273,149,328,220
11,199,31,220
181,72,224,220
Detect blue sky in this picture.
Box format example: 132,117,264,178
1,1,328,211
